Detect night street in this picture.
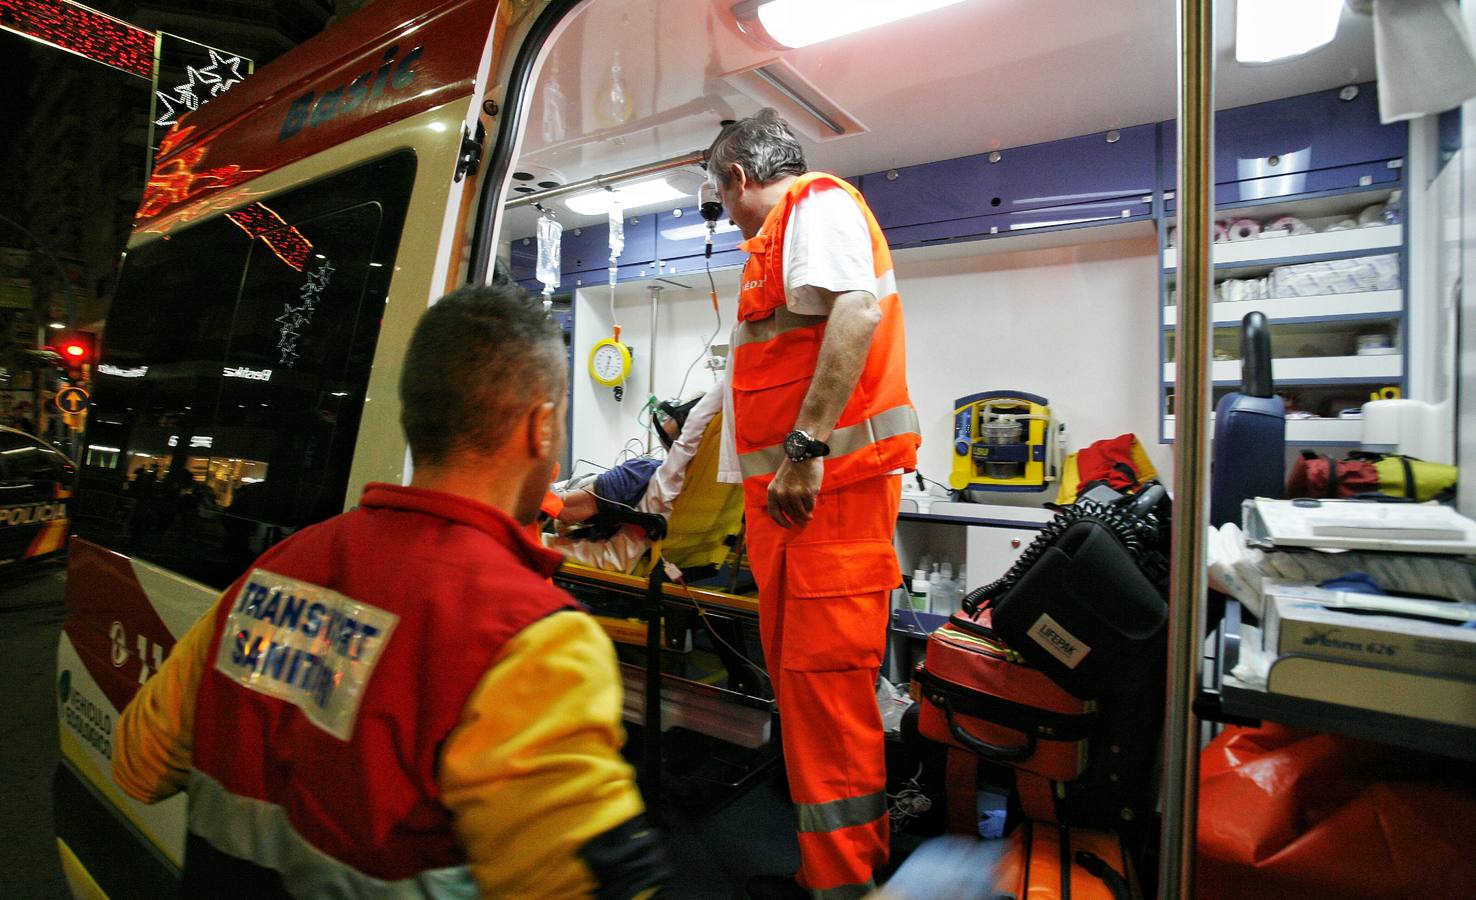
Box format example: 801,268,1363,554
0,559,69,899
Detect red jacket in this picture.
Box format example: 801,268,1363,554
116,483,661,896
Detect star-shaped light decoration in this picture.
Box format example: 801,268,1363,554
153,51,248,127
276,259,335,367
207,49,247,96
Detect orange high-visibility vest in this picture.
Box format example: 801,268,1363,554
730,172,919,506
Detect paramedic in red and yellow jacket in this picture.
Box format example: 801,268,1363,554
113,285,668,898
708,109,921,899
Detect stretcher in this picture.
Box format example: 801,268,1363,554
557,557,770,802
547,411,771,802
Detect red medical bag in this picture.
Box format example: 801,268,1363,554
915,608,1096,783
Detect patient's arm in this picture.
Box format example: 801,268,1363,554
556,488,600,524
546,492,660,573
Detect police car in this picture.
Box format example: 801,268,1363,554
0,426,74,566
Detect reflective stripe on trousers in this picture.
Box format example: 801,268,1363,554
737,404,921,481
187,770,478,899
745,476,900,895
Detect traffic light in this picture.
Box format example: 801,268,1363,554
53,333,94,381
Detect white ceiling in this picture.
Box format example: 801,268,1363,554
505,0,1377,232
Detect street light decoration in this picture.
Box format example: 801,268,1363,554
0,0,155,80
154,47,250,128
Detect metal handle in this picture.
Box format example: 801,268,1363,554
1162,0,1214,896
1240,311,1274,398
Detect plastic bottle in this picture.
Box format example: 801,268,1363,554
1381,189,1403,226
910,569,931,613
939,562,957,613
929,564,945,614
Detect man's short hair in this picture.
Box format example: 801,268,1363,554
400,283,565,466
706,107,807,189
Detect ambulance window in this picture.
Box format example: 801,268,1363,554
212,200,388,539
77,151,416,589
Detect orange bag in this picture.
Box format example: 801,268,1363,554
993,821,1139,899
1196,724,1476,899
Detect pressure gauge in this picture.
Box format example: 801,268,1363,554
588,337,632,388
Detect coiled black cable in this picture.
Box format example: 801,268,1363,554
960,486,1169,617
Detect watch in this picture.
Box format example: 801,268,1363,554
783,429,831,463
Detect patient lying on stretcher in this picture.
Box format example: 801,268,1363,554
545,390,738,574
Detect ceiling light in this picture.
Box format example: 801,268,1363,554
734,0,968,50
1236,0,1342,64
564,177,688,216
660,220,740,242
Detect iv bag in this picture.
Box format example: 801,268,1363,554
536,214,562,291
608,193,624,260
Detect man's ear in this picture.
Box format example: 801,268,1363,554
526,400,557,460
727,162,746,192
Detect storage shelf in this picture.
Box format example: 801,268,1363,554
1201,601,1476,762
1163,354,1402,384
1162,415,1363,444
1162,224,1402,271
1161,290,1402,327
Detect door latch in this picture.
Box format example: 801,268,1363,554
455,124,484,182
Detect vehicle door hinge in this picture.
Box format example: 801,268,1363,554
455,124,484,182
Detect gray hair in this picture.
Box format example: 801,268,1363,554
705,108,807,189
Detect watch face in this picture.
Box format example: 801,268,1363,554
784,431,808,461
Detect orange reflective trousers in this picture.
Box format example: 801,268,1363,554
745,475,902,898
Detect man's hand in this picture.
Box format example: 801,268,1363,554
767,457,822,528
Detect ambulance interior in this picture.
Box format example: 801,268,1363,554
488,0,1472,862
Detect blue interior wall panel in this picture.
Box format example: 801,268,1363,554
507,84,1409,267
857,124,1156,231
1159,82,1406,191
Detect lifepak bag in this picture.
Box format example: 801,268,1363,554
1286,450,1457,503
915,608,1096,782
961,484,1171,699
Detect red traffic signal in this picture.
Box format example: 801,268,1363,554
50,333,95,380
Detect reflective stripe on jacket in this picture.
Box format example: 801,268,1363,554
161,484,661,896
731,173,919,506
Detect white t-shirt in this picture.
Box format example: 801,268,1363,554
717,183,878,484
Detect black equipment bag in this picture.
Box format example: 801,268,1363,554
961,483,1171,700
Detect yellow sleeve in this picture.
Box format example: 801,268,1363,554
438,610,668,897
112,595,222,803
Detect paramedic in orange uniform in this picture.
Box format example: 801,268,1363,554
708,109,921,899
113,285,668,897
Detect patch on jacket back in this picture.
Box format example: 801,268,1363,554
215,568,399,741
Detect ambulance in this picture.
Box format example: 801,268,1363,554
55,0,1468,895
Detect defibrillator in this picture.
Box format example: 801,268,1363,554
948,391,1065,495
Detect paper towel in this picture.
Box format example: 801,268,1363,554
1366,0,1476,123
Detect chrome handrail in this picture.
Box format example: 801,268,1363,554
1161,0,1214,896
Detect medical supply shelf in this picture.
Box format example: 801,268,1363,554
1160,291,1403,327
1162,415,1363,444
1199,601,1476,762
1158,180,1407,446
1162,354,1403,384
1161,223,1402,271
